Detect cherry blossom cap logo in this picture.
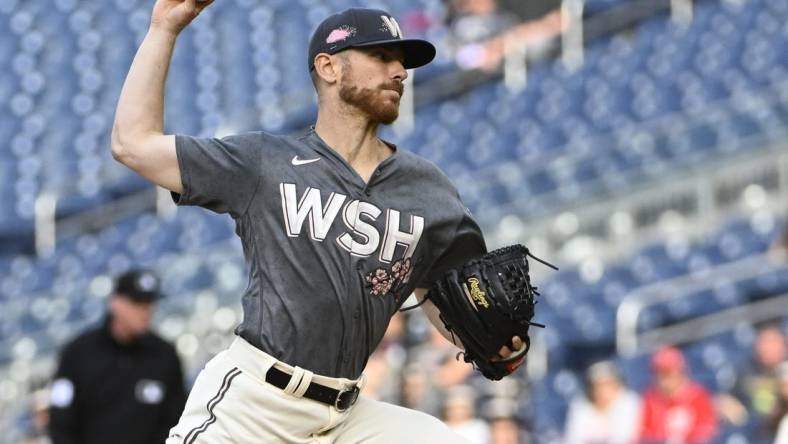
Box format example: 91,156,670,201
307,7,436,71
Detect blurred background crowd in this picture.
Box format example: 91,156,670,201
0,0,786,442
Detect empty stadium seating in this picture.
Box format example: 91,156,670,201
1,0,786,234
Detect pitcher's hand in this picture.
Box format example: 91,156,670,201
151,0,215,35
495,336,525,360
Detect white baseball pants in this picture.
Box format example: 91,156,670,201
166,337,470,444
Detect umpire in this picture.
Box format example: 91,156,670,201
48,270,186,444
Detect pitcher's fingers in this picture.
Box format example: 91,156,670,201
512,336,523,351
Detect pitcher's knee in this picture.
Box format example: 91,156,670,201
340,397,469,443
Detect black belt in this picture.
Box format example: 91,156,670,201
265,365,360,412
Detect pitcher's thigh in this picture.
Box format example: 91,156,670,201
167,355,240,444
168,358,330,444
332,396,472,444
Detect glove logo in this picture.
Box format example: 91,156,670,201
466,276,490,309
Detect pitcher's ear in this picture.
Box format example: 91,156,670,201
313,53,340,85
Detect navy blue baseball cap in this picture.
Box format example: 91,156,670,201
114,269,161,303
308,8,436,71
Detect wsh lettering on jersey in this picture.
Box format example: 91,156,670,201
279,183,423,263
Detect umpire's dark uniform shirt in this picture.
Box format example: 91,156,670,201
48,318,186,444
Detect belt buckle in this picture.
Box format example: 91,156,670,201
334,385,359,412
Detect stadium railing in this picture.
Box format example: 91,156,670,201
616,254,788,355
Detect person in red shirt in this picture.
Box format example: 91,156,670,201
639,346,718,444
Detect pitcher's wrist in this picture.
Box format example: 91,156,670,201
148,22,181,40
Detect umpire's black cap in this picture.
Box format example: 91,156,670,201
308,8,436,71
114,270,161,303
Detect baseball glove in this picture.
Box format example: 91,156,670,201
426,244,556,380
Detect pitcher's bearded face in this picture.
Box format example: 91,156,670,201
338,47,407,124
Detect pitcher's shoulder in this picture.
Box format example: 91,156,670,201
220,130,308,160
223,130,291,148
397,150,456,190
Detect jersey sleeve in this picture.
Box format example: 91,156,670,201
171,133,263,218
417,204,487,287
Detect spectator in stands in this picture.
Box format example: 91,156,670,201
563,360,640,444
498,0,560,21
483,397,529,444
446,0,519,46
48,270,186,444
490,416,524,444
639,346,717,444
774,362,788,444
360,312,407,403
718,323,787,430
445,0,518,70
443,385,490,443
447,0,561,71
401,363,443,415
405,325,475,416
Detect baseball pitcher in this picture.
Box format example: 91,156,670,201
112,1,544,442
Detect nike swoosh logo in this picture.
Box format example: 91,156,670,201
291,156,321,166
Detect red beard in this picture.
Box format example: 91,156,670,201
339,75,403,125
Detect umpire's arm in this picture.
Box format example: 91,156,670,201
111,0,214,194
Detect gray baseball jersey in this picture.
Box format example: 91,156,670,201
172,127,486,379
